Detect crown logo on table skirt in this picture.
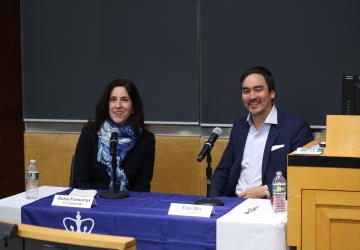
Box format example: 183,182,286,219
63,211,95,233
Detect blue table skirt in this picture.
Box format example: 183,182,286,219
22,189,244,250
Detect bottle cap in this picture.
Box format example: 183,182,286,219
30,159,36,163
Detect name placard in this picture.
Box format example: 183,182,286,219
168,203,215,218
52,195,97,208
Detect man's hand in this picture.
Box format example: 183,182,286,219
238,186,268,199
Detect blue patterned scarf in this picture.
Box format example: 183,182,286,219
97,117,140,191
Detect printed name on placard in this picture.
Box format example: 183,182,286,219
168,203,215,218
52,195,97,208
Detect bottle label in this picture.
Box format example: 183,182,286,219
26,172,39,180
273,184,286,193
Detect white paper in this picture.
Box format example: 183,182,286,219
69,189,97,197
168,203,215,218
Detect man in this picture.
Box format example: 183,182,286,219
211,66,313,198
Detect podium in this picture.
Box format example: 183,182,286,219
287,115,360,250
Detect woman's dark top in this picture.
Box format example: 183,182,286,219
73,126,155,192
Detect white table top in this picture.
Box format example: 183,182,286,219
217,198,287,250
0,186,68,223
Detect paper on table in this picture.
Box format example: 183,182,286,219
69,189,97,197
292,147,323,155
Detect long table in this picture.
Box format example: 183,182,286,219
0,186,287,250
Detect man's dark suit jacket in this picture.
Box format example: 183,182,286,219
211,109,314,198
73,126,155,192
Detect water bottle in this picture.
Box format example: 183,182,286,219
26,159,39,199
272,171,286,213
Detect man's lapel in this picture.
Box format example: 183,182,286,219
262,112,283,179
228,120,249,191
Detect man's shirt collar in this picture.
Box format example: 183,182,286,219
246,104,278,126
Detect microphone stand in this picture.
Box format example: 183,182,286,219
195,152,224,206
100,152,129,199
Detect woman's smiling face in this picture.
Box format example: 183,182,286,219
108,86,133,126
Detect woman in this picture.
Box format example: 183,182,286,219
73,79,155,192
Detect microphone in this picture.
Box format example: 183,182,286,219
100,126,129,199
110,128,120,156
197,127,222,162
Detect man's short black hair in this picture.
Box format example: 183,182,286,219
240,66,275,93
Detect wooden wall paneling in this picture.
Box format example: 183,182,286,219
330,219,360,250
151,136,201,195
326,115,360,157
315,205,330,250
24,133,79,188
23,133,228,196
302,189,316,250
288,136,360,250
287,166,303,248
316,205,360,250
290,167,360,249
289,163,360,249
315,191,360,250
199,138,228,196
287,137,324,248
321,191,360,250
316,190,360,207
288,167,360,195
